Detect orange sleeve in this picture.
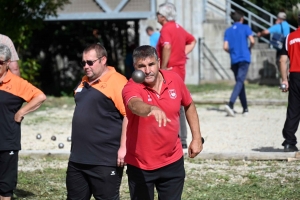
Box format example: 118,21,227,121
17,78,44,102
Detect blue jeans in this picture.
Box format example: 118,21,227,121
229,62,249,109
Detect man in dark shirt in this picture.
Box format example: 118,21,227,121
66,43,128,199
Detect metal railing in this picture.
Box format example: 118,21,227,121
204,0,297,44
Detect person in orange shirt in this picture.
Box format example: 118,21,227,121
66,43,128,199
0,44,46,200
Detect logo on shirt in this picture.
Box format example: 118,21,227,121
168,89,177,99
148,95,152,102
9,151,14,155
110,171,116,175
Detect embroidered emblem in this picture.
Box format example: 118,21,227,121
168,89,177,99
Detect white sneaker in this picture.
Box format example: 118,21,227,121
225,105,235,117
242,109,249,116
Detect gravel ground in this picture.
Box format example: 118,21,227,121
20,101,294,153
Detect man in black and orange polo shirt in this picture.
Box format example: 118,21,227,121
0,44,46,200
279,14,300,152
122,45,203,199
66,43,128,199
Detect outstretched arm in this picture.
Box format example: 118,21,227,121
127,97,171,127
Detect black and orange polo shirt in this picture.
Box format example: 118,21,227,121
69,66,128,166
0,70,44,151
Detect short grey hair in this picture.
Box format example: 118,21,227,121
132,45,158,64
158,2,176,21
0,44,11,61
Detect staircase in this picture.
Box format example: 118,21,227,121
201,0,296,85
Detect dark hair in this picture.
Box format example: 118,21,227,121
132,45,158,64
146,26,154,32
83,43,107,58
231,10,244,22
298,13,300,26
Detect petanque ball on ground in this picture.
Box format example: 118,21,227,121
132,70,145,83
36,134,42,140
67,136,72,142
51,136,56,141
58,143,64,149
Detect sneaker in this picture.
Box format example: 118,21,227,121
225,105,235,117
242,108,249,116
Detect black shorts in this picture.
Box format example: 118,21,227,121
66,161,124,200
126,156,185,200
0,150,19,197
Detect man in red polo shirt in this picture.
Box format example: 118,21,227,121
156,2,196,149
122,45,203,199
279,13,300,152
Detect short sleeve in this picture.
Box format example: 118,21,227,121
268,24,280,34
17,79,44,102
246,25,253,37
122,80,144,107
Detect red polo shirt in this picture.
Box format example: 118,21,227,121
156,21,195,80
122,70,192,170
282,28,300,72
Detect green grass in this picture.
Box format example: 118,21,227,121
14,157,300,200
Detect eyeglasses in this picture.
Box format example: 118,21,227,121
81,57,102,67
0,60,8,65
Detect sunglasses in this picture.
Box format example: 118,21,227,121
81,57,102,67
0,60,8,65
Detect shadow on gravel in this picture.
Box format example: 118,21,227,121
252,147,283,152
206,107,225,112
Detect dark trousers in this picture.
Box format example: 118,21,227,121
229,62,249,109
126,157,185,200
66,161,123,200
282,73,300,146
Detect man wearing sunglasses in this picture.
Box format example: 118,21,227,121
0,34,20,76
156,2,196,149
66,43,128,200
0,44,46,200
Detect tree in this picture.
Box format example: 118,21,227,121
0,0,70,86
0,0,70,50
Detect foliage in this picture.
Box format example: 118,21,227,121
19,58,41,87
0,0,70,50
233,0,300,27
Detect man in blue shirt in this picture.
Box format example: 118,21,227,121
223,10,255,117
146,26,160,47
257,12,290,38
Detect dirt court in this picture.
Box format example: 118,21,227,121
21,102,293,154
